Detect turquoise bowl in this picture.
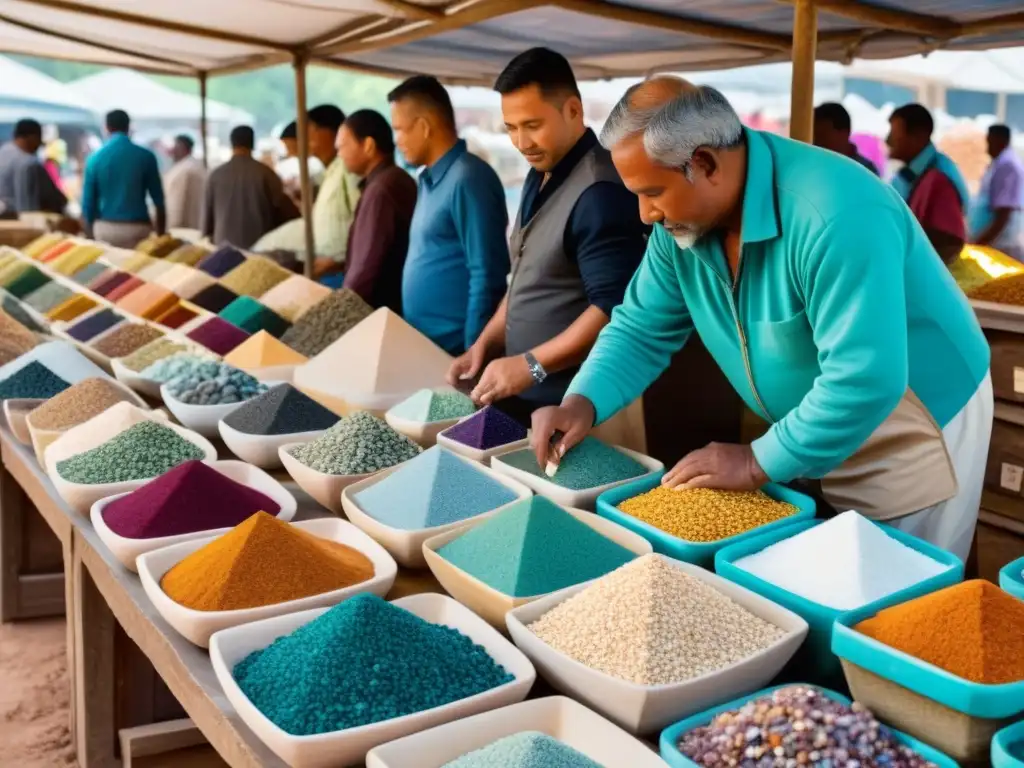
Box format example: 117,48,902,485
993,720,1024,767
714,519,964,683
595,474,815,569
658,683,958,767
999,555,1024,601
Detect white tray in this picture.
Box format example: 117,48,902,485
209,593,536,768
218,420,325,470
384,409,462,449
3,398,42,444
422,505,652,629
340,450,533,568
90,460,297,572
278,442,374,515
365,696,668,768
160,382,267,439
490,444,663,510
137,517,397,647
505,554,809,734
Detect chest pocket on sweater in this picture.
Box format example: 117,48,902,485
749,310,819,416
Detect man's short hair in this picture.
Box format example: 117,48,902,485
890,103,934,137
989,123,1012,144
387,75,456,130
813,102,852,133
230,125,255,150
106,109,130,133
344,109,396,157
174,134,194,152
307,105,345,134
280,121,297,141
494,47,581,101
13,119,42,140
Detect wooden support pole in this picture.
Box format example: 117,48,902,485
789,0,817,144
293,54,316,278
198,72,209,170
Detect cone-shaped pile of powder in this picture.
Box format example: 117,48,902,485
232,593,513,735
855,580,1024,684
160,512,374,611
390,388,476,422
101,460,279,539
222,383,339,436
441,406,526,450
353,447,517,530
0,360,70,399
442,732,602,768
224,330,307,370
438,496,636,597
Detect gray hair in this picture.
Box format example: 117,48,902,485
600,82,744,172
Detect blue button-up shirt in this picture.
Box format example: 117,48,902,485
402,140,509,355
81,133,165,225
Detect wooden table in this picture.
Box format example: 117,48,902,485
0,426,441,767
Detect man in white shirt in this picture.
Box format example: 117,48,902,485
162,135,206,231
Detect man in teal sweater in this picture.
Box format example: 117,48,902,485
533,77,992,560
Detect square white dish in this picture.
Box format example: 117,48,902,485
137,517,397,647
209,592,536,768
278,441,373,515
218,420,325,469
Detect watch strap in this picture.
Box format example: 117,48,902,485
524,351,547,384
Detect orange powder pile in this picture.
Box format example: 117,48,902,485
223,330,307,369
855,580,1024,684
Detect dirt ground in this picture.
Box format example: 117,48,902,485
0,618,75,768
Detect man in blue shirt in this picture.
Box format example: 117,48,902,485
389,76,509,355
81,110,165,248
532,77,991,560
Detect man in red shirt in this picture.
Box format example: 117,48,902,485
887,104,966,263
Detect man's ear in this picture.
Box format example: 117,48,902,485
690,148,718,181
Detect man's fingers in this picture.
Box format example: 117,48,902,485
662,453,706,487
531,411,560,467
679,474,716,490
555,420,588,459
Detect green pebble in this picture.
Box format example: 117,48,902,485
233,594,513,736
289,410,421,474
501,437,648,490
442,732,604,768
438,496,636,597
56,421,205,484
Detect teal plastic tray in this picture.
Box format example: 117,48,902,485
658,683,959,767
833,598,1024,719
595,474,816,568
993,720,1024,767
714,519,964,681
1000,555,1024,601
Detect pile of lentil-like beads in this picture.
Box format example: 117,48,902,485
679,686,938,767
617,487,797,542
56,421,204,484
289,410,421,474
144,355,266,405
528,554,784,685
442,732,603,768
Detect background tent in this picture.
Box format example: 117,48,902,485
0,54,97,137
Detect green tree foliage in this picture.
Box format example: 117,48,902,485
11,56,398,133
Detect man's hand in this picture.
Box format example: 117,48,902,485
470,355,534,405
447,342,489,389
662,442,768,491
530,395,596,469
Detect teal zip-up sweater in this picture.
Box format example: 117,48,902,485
566,128,989,484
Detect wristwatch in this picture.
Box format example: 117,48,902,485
524,352,547,384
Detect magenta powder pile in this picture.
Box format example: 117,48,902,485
186,316,250,356
442,406,527,450
101,460,280,539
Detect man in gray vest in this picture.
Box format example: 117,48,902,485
447,47,649,424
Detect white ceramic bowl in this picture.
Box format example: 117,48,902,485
111,356,163,398
209,593,536,768
505,554,810,734
218,420,325,470
422,507,653,629
384,410,463,449
46,419,218,517
341,452,533,568
137,517,397,647
365,696,667,768
160,383,261,439
278,442,374,515
3,398,43,444
435,422,530,465
89,460,297,572
490,445,664,510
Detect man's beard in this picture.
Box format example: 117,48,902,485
666,223,701,250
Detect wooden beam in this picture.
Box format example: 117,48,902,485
293,54,316,278
779,0,957,37
960,11,1024,38
303,15,394,49
317,0,544,56
314,54,488,85
8,0,291,50
206,52,289,77
0,11,196,72
789,0,817,144
198,72,208,170
377,0,445,21
552,0,791,51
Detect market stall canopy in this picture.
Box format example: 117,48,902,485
0,0,1023,82
846,47,1024,93
0,54,97,125
67,69,253,126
